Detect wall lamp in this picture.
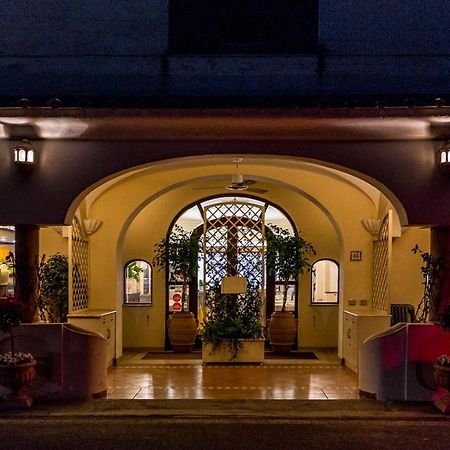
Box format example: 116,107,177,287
13,139,37,171
439,140,450,173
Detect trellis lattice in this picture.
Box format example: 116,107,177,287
372,212,392,312
203,201,265,292
71,217,89,311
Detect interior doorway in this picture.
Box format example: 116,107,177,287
164,195,322,350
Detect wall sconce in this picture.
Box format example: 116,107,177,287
438,140,450,173
361,218,381,237
13,139,37,171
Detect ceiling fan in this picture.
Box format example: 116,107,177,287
193,158,267,194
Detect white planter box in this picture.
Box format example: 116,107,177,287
202,339,265,363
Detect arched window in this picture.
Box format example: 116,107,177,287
311,259,339,304
124,260,152,304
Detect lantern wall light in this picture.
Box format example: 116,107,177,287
13,139,37,171
439,140,450,171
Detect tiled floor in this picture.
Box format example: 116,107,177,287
106,350,359,400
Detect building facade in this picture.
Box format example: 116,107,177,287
1,1,450,365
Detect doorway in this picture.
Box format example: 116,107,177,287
165,196,304,347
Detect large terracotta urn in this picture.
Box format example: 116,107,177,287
434,363,450,388
0,359,37,408
267,311,297,353
167,311,198,352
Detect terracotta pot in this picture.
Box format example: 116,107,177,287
0,359,37,408
167,311,198,352
433,363,450,414
433,364,450,390
267,311,297,353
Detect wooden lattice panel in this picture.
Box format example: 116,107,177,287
71,217,89,311
372,212,392,312
203,201,265,292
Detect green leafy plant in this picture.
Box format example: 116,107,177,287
202,284,264,359
266,224,315,311
0,298,33,365
153,225,200,312
38,253,69,323
127,261,144,282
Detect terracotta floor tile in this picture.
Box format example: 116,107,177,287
107,352,358,400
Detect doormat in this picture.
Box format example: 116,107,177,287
142,351,201,360
264,351,318,360
141,350,318,360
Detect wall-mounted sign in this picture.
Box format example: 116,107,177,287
350,251,362,261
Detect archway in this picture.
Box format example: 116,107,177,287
36,154,427,375
163,196,305,349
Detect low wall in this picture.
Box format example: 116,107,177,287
0,323,107,401
360,323,450,401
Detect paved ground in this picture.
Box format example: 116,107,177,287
0,399,449,449
107,361,358,400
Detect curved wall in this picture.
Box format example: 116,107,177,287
0,140,447,226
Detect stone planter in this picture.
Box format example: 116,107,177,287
0,359,37,408
202,339,265,363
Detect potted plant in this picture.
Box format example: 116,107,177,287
409,246,450,412
0,298,36,407
412,244,442,323
154,225,200,352
201,283,264,363
431,302,450,413
266,224,315,352
37,253,69,323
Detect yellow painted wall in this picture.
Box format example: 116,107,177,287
391,227,430,311
121,186,343,349
39,227,68,257
121,193,183,348
119,168,378,349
